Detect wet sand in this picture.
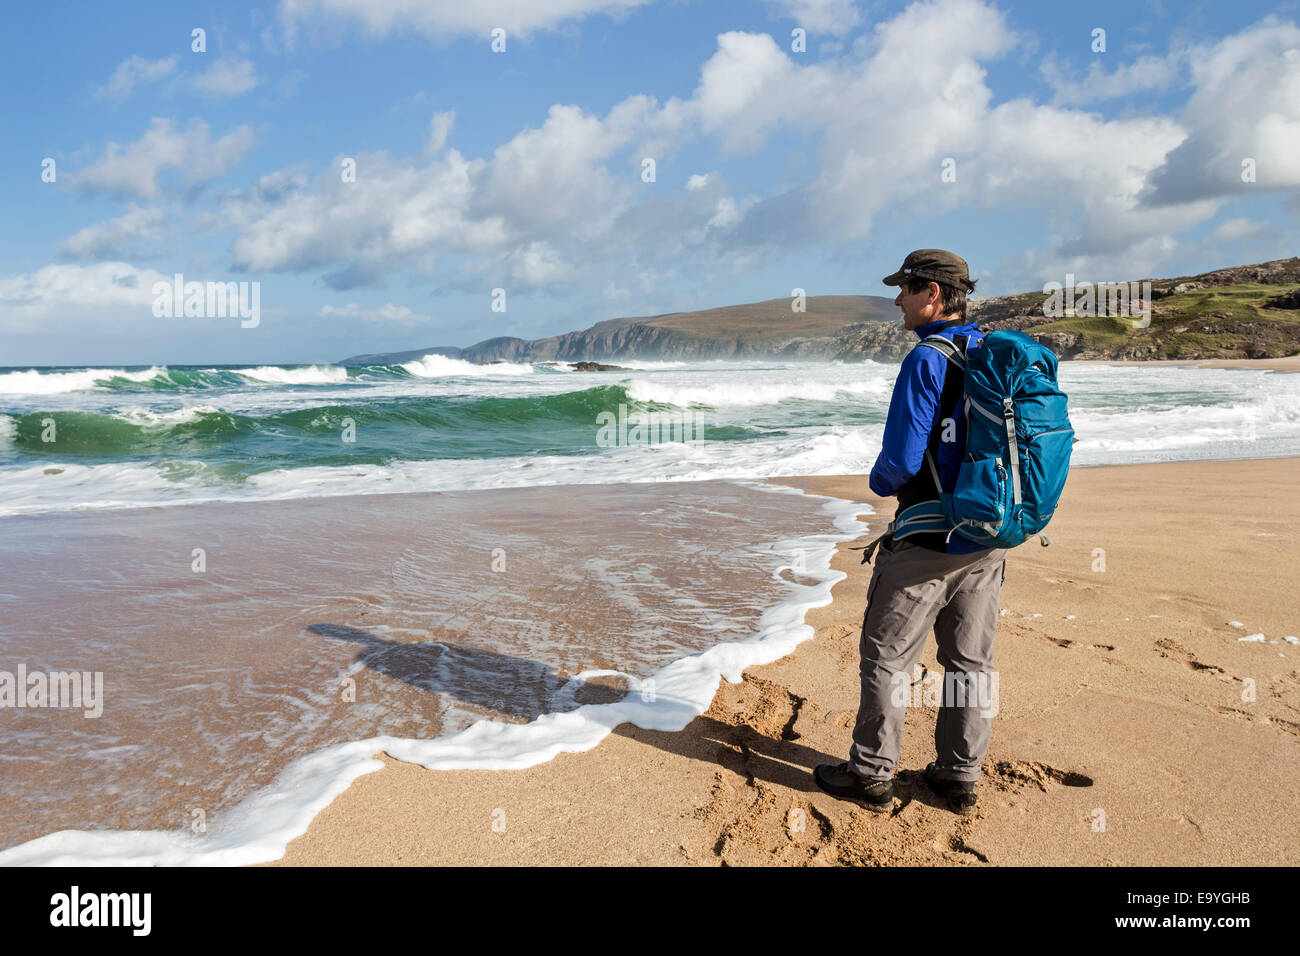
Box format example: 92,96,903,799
272,458,1300,866
0,480,844,857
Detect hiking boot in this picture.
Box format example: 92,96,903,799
924,761,977,815
813,762,893,812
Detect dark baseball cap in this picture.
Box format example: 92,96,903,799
882,249,975,292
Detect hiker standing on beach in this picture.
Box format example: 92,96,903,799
815,249,1009,815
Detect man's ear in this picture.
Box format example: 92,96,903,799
928,281,941,305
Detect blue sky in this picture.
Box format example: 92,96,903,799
2,0,1298,365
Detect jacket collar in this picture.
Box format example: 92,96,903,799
914,316,975,340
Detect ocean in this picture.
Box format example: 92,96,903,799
3,355,1299,515
1,355,1297,864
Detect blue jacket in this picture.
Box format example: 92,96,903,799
869,317,988,554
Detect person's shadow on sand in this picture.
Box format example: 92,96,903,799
307,622,626,721
310,621,868,801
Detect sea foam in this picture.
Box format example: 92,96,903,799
401,354,535,377
0,366,166,395
234,365,349,385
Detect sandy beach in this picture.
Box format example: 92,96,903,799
268,457,1300,866
1069,356,1300,373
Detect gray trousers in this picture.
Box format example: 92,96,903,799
850,535,1008,783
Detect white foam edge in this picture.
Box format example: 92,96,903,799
0,481,870,866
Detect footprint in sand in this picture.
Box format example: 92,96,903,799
1209,705,1254,722
1154,637,1231,677
990,760,1095,793
1268,716,1300,737
933,832,991,865
1009,620,1115,652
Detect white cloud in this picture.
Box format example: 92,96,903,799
602,267,678,304
670,0,1246,283
193,58,260,96
1208,217,1272,241
707,197,746,229
506,240,574,287
279,0,651,42
967,98,1209,270
0,263,167,331
224,0,1193,293
1141,17,1300,204
763,0,863,35
690,31,833,155
320,302,430,322
183,0,1300,301
94,55,178,100
73,119,255,199
1041,53,1183,105
228,148,508,287
57,205,170,261
474,104,630,236
1000,234,1182,291
426,111,455,155
221,77,762,292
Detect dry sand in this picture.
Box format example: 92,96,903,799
271,458,1300,866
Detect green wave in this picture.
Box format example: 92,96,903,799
94,367,349,391
7,409,250,453
6,384,756,460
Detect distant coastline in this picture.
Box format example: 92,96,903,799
340,256,1300,367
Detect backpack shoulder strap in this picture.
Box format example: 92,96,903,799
918,333,970,496
918,334,967,370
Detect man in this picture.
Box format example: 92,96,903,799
814,249,1009,815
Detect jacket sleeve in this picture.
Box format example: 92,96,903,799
868,346,946,498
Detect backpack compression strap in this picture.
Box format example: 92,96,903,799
965,391,1024,508
929,331,1025,510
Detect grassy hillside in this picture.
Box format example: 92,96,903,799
972,260,1300,360
640,294,896,341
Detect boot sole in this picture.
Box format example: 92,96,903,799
827,790,893,813
945,798,977,816
814,770,894,813
925,771,977,815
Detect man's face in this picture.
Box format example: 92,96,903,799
894,281,941,331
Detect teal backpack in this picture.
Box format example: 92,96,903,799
891,329,1075,550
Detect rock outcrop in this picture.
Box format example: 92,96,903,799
569,361,629,371
1263,288,1300,310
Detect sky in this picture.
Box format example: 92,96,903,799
2,0,1298,366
